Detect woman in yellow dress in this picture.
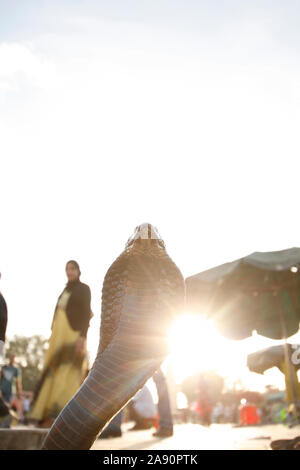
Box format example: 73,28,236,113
29,260,92,428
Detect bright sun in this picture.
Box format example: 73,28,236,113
167,314,224,382
167,313,250,386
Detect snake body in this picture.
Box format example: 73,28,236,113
42,223,184,450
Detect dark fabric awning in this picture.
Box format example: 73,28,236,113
186,248,300,340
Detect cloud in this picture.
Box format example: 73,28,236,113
0,42,56,92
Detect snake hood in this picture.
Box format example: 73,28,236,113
98,223,184,355
42,223,185,450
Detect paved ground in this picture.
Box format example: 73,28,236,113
91,423,300,451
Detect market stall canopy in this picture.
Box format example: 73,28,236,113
247,344,300,375
186,248,300,340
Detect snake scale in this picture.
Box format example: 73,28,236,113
42,223,185,450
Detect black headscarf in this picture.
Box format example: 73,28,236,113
65,260,81,290
52,261,91,338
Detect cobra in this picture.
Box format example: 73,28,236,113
42,223,185,450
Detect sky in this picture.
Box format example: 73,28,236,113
1,1,300,393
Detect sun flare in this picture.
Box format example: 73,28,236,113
167,313,261,387
167,314,224,383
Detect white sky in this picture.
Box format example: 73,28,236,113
1,0,300,393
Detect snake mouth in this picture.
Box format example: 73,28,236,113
126,223,165,248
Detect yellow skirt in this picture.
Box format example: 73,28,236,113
29,306,87,422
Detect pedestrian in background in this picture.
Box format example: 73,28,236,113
0,272,7,364
0,272,14,428
28,260,92,427
0,354,22,406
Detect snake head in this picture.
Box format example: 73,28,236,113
126,223,165,249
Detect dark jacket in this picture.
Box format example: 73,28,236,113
0,293,7,342
53,281,91,338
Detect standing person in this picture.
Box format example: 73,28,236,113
28,260,92,428
0,271,12,426
197,375,212,426
0,272,7,364
0,355,22,406
128,385,157,431
152,368,174,437
0,355,20,428
23,393,31,424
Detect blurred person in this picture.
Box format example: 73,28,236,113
152,367,174,437
211,402,224,424
99,369,175,439
128,385,157,430
257,406,262,422
0,272,7,364
260,405,270,424
239,401,260,425
11,394,24,424
224,405,232,423
272,402,285,423
197,375,212,426
211,404,218,423
0,272,14,428
28,260,92,428
22,393,31,425
196,397,212,426
189,400,199,423
98,368,174,439
231,404,239,424
0,355,22,406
